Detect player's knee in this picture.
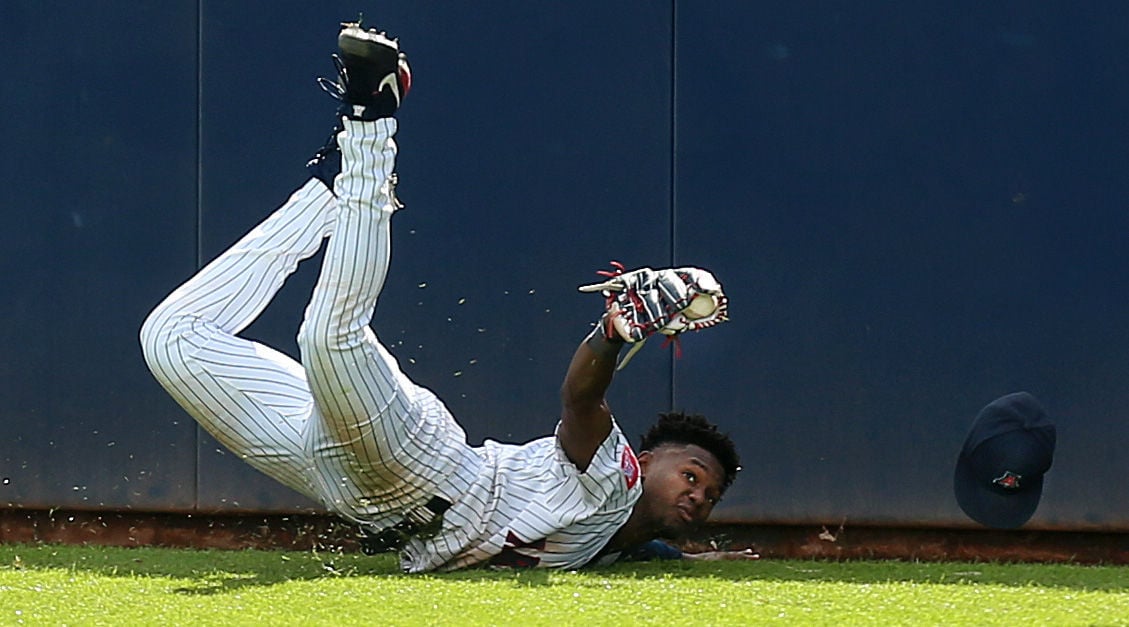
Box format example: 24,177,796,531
139,308,166,361
139,307,190,378
296,315,354,358
295,318,319,356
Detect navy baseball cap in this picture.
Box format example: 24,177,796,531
953,392,1056,529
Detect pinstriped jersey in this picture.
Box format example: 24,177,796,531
401,418,643,572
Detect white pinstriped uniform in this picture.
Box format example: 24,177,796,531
140,118,642,572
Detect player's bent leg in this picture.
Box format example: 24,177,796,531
140,313,319,499
139,178,339,499
298,118,480,523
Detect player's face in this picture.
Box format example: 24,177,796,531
638,444,725,537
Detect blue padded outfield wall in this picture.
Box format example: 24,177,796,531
2,1,1128,530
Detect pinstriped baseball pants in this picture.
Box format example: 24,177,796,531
140,118,480,529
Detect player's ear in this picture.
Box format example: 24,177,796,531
638,450,653,476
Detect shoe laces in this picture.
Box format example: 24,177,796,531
316,55,349,102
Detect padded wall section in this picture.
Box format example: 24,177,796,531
0,2,199,509
674,1,1129,529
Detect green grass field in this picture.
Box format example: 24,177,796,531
1,543,1126,626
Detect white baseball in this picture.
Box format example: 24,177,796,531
683,294,717,320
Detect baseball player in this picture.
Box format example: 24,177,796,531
140,20,750,572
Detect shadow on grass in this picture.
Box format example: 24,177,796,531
0,542,397,594
171,555,559,595
2,542,1125,595
0,542,558,595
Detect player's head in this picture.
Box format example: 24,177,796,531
635,411,740,537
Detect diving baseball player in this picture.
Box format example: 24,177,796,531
140,20,748,572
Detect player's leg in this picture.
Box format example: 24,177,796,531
140,178,338,499
298,25,478,521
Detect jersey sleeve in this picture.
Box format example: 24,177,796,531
552,417,642,508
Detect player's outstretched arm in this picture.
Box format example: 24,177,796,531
557,329,624,471
615,540,760,563
560,261,727,471
683,548,760,561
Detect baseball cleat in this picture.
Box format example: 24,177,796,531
317,21,412,120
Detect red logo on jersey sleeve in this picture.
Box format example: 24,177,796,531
621,445,640,489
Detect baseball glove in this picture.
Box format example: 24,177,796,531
579,261,729,369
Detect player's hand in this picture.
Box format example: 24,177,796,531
683,548,760,561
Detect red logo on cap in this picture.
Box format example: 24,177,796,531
621,445,640,489
993,470,1022,489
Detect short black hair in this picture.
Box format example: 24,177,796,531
639,411,741,491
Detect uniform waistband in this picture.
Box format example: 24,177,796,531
358,495,451,554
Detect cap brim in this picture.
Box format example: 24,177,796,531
953,457,1044,529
